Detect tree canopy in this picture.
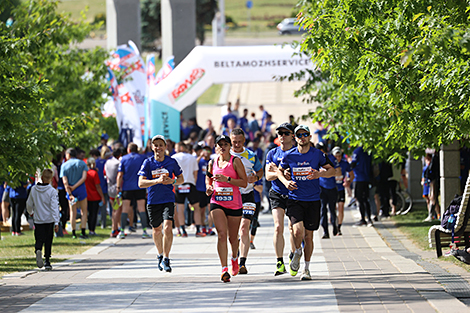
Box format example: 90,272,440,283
293,0,470,159
0,0,113,186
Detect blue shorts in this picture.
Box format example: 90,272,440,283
67,184,87,201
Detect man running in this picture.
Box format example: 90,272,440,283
331,146,354,236
138,135,184,272
172,142,205,237
278,125,335,280
230,129,263,275
265,122,296,276
116,143,149,239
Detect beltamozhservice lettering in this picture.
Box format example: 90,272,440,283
213,59,311,68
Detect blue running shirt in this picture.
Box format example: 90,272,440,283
319,154,339,189
138,156,183,205
265,146,295,196
280,147,329,201
118,152,146,191
196,157,209,192
336,159,352,191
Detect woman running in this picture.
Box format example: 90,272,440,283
206,135,247,282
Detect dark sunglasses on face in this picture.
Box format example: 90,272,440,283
296,132,310,138
277,131,292,136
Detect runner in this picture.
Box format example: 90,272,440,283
116,143,149,239
230,129,263,275
171,142,205,237
206,135,247,282
331,146,354,236
265,122,296,276
195,145,213,235
138,135,184,273
278,125,335,280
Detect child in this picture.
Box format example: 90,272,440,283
26,169,60,270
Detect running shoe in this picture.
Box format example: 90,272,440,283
337,230,342,236
142,230,151,239
110,230,119,238
300,269,312,280
195,232,206,237
72,235,77,239
274,261,286,276
208,230,216,236
239,265,248,275
221,268,231,283
157,255,163,271
353,220,367,227
36,250,44,269
117,231,126,239
182,232,188,238
79,234,89,239
89,231,97,236
44,261,52,271
250,242,256,249
322,233,330,239
289,251,302,276
128,226,137,232
367,221,374,227
163,258,172,272
231,258,239,276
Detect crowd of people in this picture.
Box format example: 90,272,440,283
2,102,468,281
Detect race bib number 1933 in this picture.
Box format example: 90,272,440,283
214,187,233,201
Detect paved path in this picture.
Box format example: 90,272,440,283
2,205,470,312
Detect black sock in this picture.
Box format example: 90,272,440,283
139,212,149,229
277,257,284,264
120,213,128,232
81,229,86,236
180,225,186,233
240,257,247,266
338,224,342,230
196,225,201,233
72,230,76,237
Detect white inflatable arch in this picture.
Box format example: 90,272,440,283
148,45,313,142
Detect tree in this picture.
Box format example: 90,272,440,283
0,0,111,186
196,0,217,45
293,0,470,159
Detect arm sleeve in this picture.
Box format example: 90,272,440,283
51,190,60,224
26,187,34,215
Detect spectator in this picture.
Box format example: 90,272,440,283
238,109,250,135
259,105,269,130
220,107,238,133
106,148,123,237
6,182,29,236
98,133,112,152
199,119,217,142
60,148,88,239
249,112,260,141
222,118,237,136
26,169,60,271
85,157,105,236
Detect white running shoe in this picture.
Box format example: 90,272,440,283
290,250,302,273
301,269,312,280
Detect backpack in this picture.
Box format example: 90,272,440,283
441,194,462,229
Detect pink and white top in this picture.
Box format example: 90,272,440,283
210,155,242,210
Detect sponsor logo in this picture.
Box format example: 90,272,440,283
169,68,205,103
213,59,311,68
297,161,310,166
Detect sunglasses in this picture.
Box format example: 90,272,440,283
277,131,292,136
296,132,310,138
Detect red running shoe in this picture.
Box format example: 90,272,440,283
221,268,231,283
231,258,239,276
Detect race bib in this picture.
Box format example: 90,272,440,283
214,187,233,201
335,175,344,184
178,184,191,194
152,168,169,179
202,165,207,176
292,167,312,181
242,202,256,216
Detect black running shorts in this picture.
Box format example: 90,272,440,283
175,183,199,204
286,199,321,231
147,202,174,228
210,203,242,217
122,189,147,201
269,189,288,211
241,191,256,221
198,190,210,208
337,189,346,203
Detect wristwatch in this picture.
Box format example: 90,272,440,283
227,177,231,182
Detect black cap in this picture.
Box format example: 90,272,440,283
215,135,232,145
276,122,295,133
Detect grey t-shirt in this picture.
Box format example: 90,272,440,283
105,157,120,198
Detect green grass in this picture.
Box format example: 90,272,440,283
390,204,440,250
0,219,112,277
56,0,106,23
197,84,223,105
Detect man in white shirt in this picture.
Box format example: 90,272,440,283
172,142,205,237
